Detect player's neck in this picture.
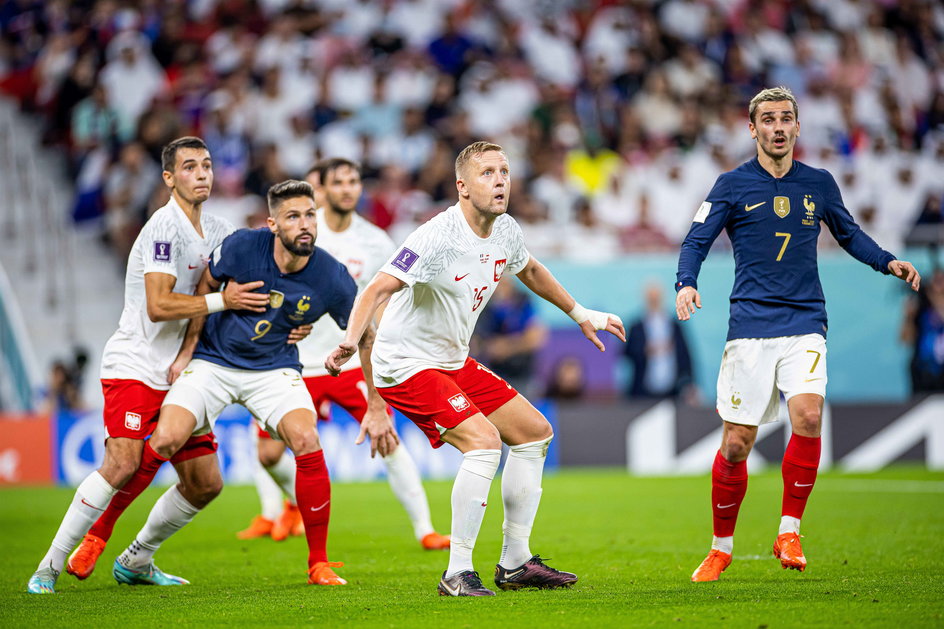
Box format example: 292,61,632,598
323,205,353,232
172,190,204,231
459,201,496,238
273,238,311,274
757,150,793,179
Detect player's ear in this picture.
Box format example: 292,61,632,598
456,178,469,199
266,215,277,234
162,169,174,189
749,122,757,140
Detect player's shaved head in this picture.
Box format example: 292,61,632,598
749,86,798,123
162,136,209,172
267,180,315,216
455,141,505,179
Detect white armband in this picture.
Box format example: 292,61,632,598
567,302,616,331
205,292,225,313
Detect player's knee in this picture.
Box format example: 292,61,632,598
179,478,222,509
470,424,501,451
721,436,752,462
792,407,822,437
285,429,321,456
258,449,282,467
101,457,140,487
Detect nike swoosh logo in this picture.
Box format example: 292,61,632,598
309,500,330,512
441,580,460,596
716,503,737,509
455,273,469,281
804,378,822,382
745,202,766,212
504,567,526,578
794,482,813,487
188,264,200,269
481,501,487,507
81,498,105,511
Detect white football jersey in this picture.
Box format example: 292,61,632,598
372,204,531,387
297,208,395,377
100,196,235,390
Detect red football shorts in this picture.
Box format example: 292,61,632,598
101,379,217,463
256,369,392,439
377,357,519,448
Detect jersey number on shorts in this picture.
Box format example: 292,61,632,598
251,319,272,341
774,232,792,262
806,349,821,373
472,286,489,311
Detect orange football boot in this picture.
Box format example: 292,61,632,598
307,561,347,585
66,533,107,580
237,515,274,540
271,501,302,542
691,549,732,582
420,532,451,550
773,533,807,571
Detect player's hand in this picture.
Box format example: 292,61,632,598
286,324,313,345
676,286,702,321
166,353,192,385
888,260,921,292
222,280,268,312
578,312,625,352
355,405,400,458
325,342,357,376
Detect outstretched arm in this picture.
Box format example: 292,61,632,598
325,271,405,375
144,272,268,322
516,256,625,351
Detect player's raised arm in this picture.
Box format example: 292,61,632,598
515,255,625,352
325,271,405,375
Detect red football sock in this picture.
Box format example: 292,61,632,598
781,434,821,519
295,450,331,566
711,450,748,538
89,441,169,541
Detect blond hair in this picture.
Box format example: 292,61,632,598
748,86,799,123
455,141,505,179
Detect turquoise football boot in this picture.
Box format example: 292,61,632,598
113,559,189,586
26,566,59,594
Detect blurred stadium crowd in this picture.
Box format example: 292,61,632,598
1,0,943,264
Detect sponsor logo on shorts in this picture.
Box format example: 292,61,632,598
730,394,741,410
154,241,171,262
124,412,142,431
494,259,507,282
391,247,419,272
448,393,470,412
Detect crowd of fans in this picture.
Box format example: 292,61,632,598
2,0,943,263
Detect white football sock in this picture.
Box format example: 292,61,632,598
254,463,283,521
445,449,500,579
712,536,734,554
382,444,435,540
779,516,801,535
37,471,117,574
265,452,297,504
499,437,550,569
118,486,200,570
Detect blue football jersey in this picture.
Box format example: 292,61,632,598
194,228,357,371
676,157,896,341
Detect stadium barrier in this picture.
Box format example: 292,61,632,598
49,401,558,487
555,395,944,474
0,413,53,485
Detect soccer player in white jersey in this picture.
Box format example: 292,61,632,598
27,137,270,594
240,158,450,550
326,141,626,596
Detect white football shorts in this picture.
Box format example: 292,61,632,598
715,334,827,426
162,359,315,437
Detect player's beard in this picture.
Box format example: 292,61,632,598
280,231,315,257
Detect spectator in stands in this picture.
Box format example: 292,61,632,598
624,283,696,402
544,356,587,401
472,279,549,395
901,268,944,394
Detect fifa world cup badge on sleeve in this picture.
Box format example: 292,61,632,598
154,241,172,261
392,247,419,272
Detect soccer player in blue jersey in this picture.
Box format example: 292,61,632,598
677,86,921,582
108,180,358,587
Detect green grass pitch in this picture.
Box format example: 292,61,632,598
2,467,942,628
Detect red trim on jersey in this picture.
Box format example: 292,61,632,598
100,379,218,461
377,357,518,448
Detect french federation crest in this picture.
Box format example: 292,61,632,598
774,196,790,218
268,290,284,309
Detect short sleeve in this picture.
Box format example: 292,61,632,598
327,263,358,330
141,215,179,277
208,230,247,282
382,222,448,287
504,218,531,275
